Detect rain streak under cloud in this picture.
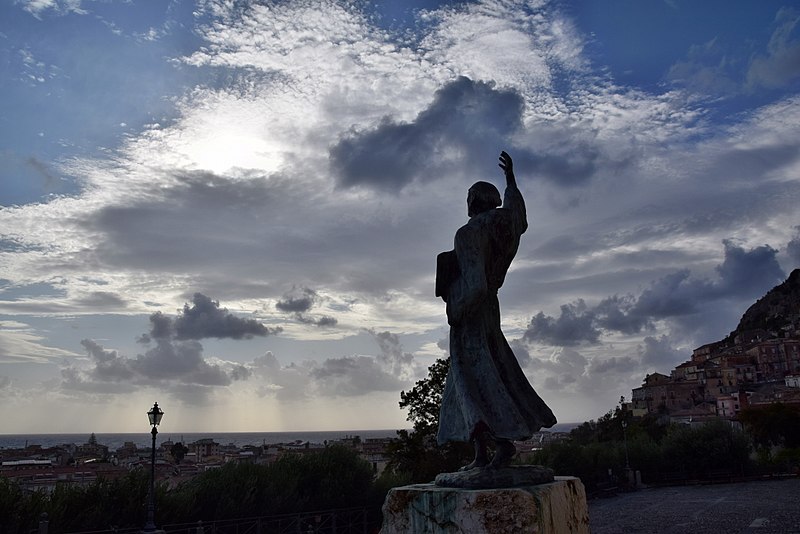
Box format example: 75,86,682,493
0,0,799,432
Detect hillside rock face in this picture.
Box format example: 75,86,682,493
734,269,800,337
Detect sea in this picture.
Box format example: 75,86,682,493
0,423,579,450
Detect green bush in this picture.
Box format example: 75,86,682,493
531,419,753,488
661,420,750,476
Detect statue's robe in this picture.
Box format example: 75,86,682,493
437,184,556,445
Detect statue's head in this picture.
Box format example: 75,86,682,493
467,181,501,217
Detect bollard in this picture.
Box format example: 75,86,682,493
38,513,49,534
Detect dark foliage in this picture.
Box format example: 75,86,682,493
739,403,800,450
385,357,472,482
0,446,383,533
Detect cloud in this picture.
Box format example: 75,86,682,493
73,337,234,392
530,347,588,390
523,300,600,346
18,0,87,18
276,287,338,327
786,227,800,267
666,38,740,95
149,293,281,341
310,355,406,397
60,293,285,402
509,338,532,367
250,351,311,401
371,330,414,371
60,367,136,395
276,287,317,313
81,339,135,382
330,76,525,191
523,241,786,347
132,339,231,386
0,320,79,363
667,8,800,95
747,8,800,90
638,335,685,368
247,330,416,399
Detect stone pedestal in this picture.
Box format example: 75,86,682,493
381,476,588,534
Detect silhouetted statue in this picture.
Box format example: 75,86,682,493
436,151,556,472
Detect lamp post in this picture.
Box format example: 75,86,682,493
621,419,630,470
143,402,164,534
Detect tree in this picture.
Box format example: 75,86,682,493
739,403,800,450
170,442,189,464
385,358,471,481
399,358,450,433
88,433,97,446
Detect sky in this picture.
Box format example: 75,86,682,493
1,0,799,434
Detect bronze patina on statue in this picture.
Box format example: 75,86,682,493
434,151,557,489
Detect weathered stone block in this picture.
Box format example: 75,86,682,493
381,476,589,534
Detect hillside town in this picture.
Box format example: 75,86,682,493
630,270,800,424
631,335,800,423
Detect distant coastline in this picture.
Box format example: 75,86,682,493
0,423,579,450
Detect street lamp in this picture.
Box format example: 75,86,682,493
143,402,164,534
621,419,630,470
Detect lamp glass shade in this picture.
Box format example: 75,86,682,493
147,402,164,426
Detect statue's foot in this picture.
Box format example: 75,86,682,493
459,457,489,472
489,440,516,469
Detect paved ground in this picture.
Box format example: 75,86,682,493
589,478,800,534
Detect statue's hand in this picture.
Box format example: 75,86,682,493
498,151,513,176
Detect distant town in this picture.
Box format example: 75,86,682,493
0,430,568,493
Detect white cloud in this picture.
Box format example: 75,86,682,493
0,320,79,363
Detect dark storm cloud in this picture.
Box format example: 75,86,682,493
524,241,786,347
330,76,525,191
593,295,651,334
149,292,280,340
276,287,317,313
523,300,600,346
714,240,784,297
